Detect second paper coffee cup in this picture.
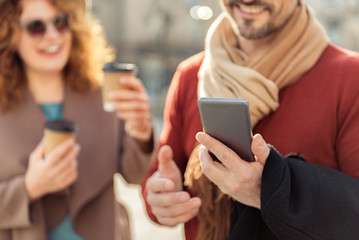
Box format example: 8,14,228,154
102,62,138,112
44,119,77,156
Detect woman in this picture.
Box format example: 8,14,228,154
0,0,155,239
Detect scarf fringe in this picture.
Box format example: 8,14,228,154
184,145,232,240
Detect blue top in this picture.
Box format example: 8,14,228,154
39,103,84,240
47,215,84,240
39,103,63,120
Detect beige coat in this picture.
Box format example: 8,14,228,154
0,86,155,240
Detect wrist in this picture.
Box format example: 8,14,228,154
125,119,153,142
25,175,42,201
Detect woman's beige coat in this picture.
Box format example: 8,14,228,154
0,86,155,240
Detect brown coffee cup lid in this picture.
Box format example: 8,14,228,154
103,62,138,74
45,119,77,132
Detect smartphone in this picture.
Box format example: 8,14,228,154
197,97,255,162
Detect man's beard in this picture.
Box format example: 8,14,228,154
225,0,281,40
238,19,275,40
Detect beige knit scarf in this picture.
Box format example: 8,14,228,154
184,2,328,240
198,1,328,127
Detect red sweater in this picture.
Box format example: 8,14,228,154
143,44,359,240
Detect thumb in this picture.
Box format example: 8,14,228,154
158,145,177,177
251,134,270,165
30,139,45,162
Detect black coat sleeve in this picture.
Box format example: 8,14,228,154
260,147,359,240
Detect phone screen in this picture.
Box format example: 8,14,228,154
197,97,255,162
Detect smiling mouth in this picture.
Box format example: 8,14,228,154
43,45,61,54
238,4,266,14
228,0,268,14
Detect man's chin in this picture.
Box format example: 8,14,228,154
238,23,274,40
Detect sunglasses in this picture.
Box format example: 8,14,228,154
19,13,70,37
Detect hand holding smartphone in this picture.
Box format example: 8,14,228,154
197,97,255,162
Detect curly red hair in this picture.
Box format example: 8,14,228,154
0,0,113,111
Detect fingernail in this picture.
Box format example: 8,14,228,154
195,132,206,143
199,145,207,156
164,181,172,190
190,198,200,206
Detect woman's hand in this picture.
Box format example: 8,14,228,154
109,76,152,142
25,138,80,201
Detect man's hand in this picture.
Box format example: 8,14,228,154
196,132,269,209
145,145,202,226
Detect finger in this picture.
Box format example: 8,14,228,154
113,101,149,112
198,144,229,184
109,90,149,103
119,77,146,93
147,190,191,208
115,111,149,121
251,134,269,164
156,200,199,226
158,207,200,226
196,132,246,170
50,164,76,187
158,145,178,177
29,139,45,162
146,173,175,193
61,144,80,164
154,197,201,218
48,144,80,175
57,163,78,187
113,103,149,120
198,145,226,169
47,139,77,166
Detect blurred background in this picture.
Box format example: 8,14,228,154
88,0,359,239
88,0,359,132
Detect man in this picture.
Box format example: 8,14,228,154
143,0,359,239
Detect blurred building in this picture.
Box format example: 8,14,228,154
306,0,359,51
91,0,221,131
90,0,359,131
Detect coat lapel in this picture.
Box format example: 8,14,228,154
0,88,44,178
63,86,122,220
